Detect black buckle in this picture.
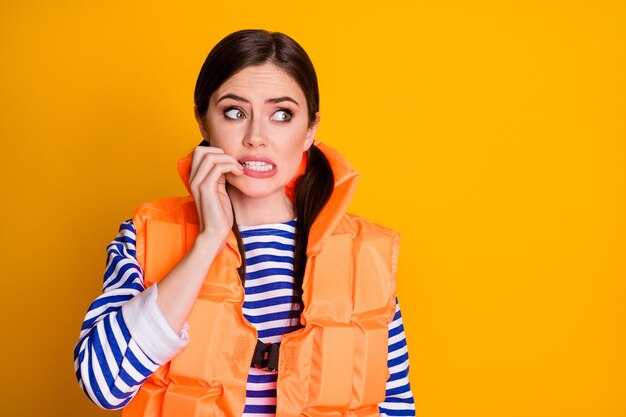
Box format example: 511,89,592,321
251,340,280,372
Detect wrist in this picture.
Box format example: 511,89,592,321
189,231,225,262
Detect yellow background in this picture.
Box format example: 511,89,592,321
0,1,624,416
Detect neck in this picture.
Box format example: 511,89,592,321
227,185,295,226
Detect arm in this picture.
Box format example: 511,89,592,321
379,297,416,417
73,220,188,409
154,146,243,333
74,147,243,409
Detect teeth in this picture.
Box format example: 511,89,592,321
242,161,274,171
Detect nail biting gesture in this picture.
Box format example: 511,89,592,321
188,145,244,247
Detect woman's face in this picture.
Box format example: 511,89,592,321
197,62,319,203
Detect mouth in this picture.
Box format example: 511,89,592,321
238,156,277,178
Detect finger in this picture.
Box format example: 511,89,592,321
190,146,225,182
190,152,243,187
197,162,245,193
191,155,243,185
191,148,242,181
190,159,244,196
194,163,242,229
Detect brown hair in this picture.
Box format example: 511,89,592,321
193,29,334,314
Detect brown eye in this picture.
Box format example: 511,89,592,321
224,108,245,119
271,110,292,122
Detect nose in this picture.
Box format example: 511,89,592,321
243,116,267,148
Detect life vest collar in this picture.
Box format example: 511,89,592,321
175,141,358,255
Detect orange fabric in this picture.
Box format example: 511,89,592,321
123,142,399,417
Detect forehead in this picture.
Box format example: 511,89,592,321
213,63,305,100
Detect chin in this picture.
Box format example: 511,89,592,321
227,177,286,200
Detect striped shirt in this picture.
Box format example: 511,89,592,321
74,219,415,416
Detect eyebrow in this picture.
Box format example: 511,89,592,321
216,93,300,107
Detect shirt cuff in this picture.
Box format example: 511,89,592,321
121,283,189,365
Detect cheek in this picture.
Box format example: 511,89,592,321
279,141,307,178
206,122,239,150
278,121,310,149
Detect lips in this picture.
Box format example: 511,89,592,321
238,156,277,178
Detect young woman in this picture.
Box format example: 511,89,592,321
74,29,415,417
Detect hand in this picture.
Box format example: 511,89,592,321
189,146,244,247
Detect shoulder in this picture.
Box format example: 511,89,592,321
335,213,400,242
130,195,196,259
334,213,401,276
331,214,400,321
133,195,194,215
132,195,196,224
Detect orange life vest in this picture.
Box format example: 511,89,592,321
122,143,400,417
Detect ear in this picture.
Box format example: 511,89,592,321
194,105,210,141
303,112,320,151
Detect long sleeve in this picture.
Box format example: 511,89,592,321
379,298,416,416
75,220,416,414
73,220,188,409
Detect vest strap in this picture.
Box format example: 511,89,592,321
251,340,280,372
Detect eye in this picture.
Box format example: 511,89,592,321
271,109,292,122
224,107,245,120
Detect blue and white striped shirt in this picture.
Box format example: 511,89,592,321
74,219,415,416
